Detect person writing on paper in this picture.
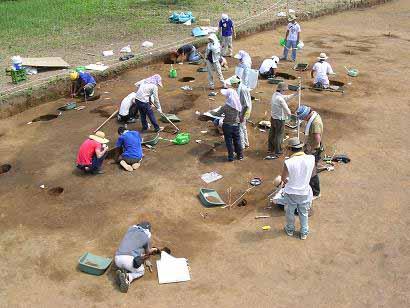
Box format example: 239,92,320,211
76,131,109,174
117,92,138,123
210,88,243,161
115,222,159,293
265,82,297,160
234,50,252,87
296,105,324,199
134,74,163,133
259,56,280,79
311,53,334,89
229,76,252,149
280,14,301,62
205,34,225,90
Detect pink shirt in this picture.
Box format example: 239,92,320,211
76,139,100,165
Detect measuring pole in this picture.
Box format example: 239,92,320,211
297,76,302,139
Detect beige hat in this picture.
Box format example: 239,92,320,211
318,52,328,60
273,175,282,187
288,14,297,22
287,137,304,149
89,131,109,144
276,82,288,92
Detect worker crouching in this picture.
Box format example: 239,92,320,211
70,71,96,99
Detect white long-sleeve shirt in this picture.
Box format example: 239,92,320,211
271,92,295,120
135,83,161,110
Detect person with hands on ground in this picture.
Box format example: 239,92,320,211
272,137,315,240
171,44,202,64
229,76,252,149
134,74,163,133
117,92,138,124
311,52,335,89
76,131,109,175
205,34,225,90
265,82,297,160
219,13,235,57
211,88,243,162
115,221,159,293
280,14,301,62
259,55,280,79
70,71,96,98
115,127,143,172
296,105,324,199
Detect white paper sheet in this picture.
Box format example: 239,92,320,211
157,252,190,284
201,171,223,184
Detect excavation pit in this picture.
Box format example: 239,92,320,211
179,77,195,82
32,114,58,122
48,186,64,196
0,164,11,174
275,73,296,80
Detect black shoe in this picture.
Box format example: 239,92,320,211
228,157,234,162
237,156,244,161
127,118,136,123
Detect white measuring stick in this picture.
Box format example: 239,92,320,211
297,76,302,139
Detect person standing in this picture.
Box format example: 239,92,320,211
229,76,252,149
280,14,301,62
205,34,225,90
211,88,243,162
265,82,297,160
219,13,235,57
115,222,159,293
234,50,252,87
115,127,143,172
117,92,138,123
272,138,315,240
259,55,280,79
76,131,109,174
311,52,335,89
134,74,163,132
296,105,324,199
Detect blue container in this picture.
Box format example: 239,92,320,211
78,252,112,276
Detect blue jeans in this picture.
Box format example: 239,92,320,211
222,123,243,160
283,40,297,61
77,154,106,173
188,47,201,62
277,193,311,235
136,100,159,131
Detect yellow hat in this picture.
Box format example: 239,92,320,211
70,71,79,81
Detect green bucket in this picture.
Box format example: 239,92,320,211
173,132,190,145
169,65,177,78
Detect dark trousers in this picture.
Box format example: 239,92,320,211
136,100,159,130
268,118,285,155
77,154,106,173
222,123,242,160
259,68,275,79
118,104,139,123
309,148,323,196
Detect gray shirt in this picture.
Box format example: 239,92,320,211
211,104,240,125
115,226,151,256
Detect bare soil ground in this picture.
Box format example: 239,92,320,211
1,1,409,307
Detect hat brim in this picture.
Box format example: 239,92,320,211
233,54,241,59
89,135,109,144
288,142,304,149
318,57,328,60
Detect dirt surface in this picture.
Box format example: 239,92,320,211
1,1,410,307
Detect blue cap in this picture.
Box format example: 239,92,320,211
296,105,311,119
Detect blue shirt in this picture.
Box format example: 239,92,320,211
219,19,233,36
79,72,96,85
115,226,150,256
115,130,143,159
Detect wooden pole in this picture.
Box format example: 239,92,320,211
93,109,118,133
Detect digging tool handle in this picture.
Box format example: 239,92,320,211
93,109,119,133
156,108,180,132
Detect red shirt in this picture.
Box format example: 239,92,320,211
76,139,101,165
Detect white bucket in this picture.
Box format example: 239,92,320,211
11,55,22,70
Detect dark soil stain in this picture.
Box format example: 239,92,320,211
32,114,58,122
48,186,64,196
329,80,345,87
179,77,195,82
275,72,296,80
0,164,12,174
310,40,334,49
341,49,357,55
167,93,200,114
90,105,117,118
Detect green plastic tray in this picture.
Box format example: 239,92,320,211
78,252,112,276
199,188,225,207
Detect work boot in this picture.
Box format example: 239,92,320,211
284,227,294,237
127,118,136,123
300,233,308,240
116,270,129,293
120,160,133,172
154,127,164,133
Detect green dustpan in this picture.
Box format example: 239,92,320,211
160,132,191,145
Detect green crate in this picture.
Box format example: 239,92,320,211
11,69,26,84
78,252,112,276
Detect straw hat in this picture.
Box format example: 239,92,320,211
318,52,328,60
287,137,304,149
288,14,297,22
89,131,109,144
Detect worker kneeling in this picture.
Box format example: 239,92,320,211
271,138,315,240
115,127,143,172
70,71,96,98
115,222,159,293
76,131,109,175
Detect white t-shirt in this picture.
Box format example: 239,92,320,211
259,57,279,74
119,92,137,116
312,61,334,85
287,22,301,41
284,154,315,196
